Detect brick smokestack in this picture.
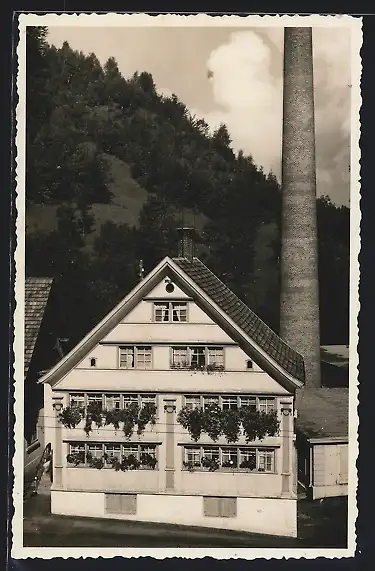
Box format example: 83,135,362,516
177,227,195,261
280,27,321,387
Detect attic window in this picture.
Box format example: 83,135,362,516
246,360,253,370
90,358,97,367
154,302,187,322
166,283,175,293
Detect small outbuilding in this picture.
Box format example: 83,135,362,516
296,387,349,500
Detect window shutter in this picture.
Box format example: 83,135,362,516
220,497,237,518
203,497,220,517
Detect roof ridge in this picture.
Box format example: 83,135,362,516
191,258,304,361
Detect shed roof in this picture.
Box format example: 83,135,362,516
295,387,349,439
174,257,305,382
24,277,54,378
320,345,349,369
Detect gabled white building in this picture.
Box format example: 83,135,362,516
40,233,305,537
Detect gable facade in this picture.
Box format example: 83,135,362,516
42,258,301,537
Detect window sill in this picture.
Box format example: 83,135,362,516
26,440,41,455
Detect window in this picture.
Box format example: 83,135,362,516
202,447,220,462
171,347,188,367
191,346,206,368
222,396,238,410
221,448,238,467
257,448,275,472
90,358,96,367
69,442,85,455
120,346,134,368
123,394,139,408
247,359,253,369
87,443,104,459
258,398,275,414
105,493,137,515
182,446,276,473
239,448,256,469
140,445,156,458
154,302,188,322
140,394,156,406
181,394,276,412
240,396,257,410
154,303,170,322
87,393,103,406
70,393,85,408
185,396,201,410
184,447,201,466
203,396,220,408
136,346,152,369
208,347,224,367
69,393,158,412
67,442,159,470
119,346,152,369
105,394,121,410
203,497,237,518
122,445,139,458
104,444,121,464
172,303,187,322
171,346,224,369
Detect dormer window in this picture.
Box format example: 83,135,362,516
90,358,97,367
154,302,187,322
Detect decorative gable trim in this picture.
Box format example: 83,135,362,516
39,257,304,392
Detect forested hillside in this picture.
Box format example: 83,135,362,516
25,27,349,348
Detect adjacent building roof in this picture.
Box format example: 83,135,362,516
320,345,349,369
295,387,349,439
24,277,54,377
174,258,305,382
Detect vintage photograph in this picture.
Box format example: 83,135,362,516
13,13,361,559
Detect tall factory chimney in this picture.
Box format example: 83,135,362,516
280,27,321,387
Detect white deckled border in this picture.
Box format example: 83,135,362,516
12,12,362,561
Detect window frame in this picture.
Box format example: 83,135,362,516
153,301,188,323
181,445,277,474
171,346,225,370
67,442,159,470
67,392,157,414
184,394,276,413
119,346,153,369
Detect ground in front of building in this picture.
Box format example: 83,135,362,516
23,492,348,548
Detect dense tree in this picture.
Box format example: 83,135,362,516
25,28,350,345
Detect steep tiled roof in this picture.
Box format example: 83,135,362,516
296,388,349,438
173,258,305,382
24,277,53,378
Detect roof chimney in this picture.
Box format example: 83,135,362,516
177,227,194,261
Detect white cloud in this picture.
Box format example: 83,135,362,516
192,27,351,204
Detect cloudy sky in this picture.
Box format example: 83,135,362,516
47,25,351,206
